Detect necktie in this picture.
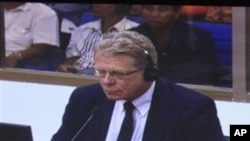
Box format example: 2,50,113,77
117,101,135,141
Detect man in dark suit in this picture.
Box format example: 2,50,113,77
130,5,223,86
51,31,225,141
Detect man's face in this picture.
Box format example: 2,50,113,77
142,5,180,28
92,4,117,18
94,52,151,101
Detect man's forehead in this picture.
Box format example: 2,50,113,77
95,54,136,68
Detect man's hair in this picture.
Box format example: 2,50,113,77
94,31,158,70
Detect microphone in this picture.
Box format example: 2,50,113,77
70,106,99,141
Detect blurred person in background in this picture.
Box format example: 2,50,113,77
205,6,232,23
131,5,222,85
57,4,139,75
4,2,59,68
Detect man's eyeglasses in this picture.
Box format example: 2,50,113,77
94,69,139,79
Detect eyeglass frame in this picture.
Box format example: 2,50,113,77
94,69,140,79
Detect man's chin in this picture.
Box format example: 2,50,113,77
105,93,122,100
106,95,122,101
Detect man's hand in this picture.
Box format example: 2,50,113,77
5,53,19,67
57,64,77,73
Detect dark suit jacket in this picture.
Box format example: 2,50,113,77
130,20,223,85
51,78,225,141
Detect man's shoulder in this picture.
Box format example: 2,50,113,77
158,78,213,105
70,83,103,100
122,18,139,27
129,24,153,39
160,79,216,117
129,23,148,32
77,20,101,30
25,3,56,14
72,20,100,36
75,83,102,93
174,20,212,36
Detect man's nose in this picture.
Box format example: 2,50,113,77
100,73,115,84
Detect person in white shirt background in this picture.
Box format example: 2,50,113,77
57,4,139,75
4,2,59,68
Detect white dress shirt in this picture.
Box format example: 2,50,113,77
4,3,59,57
105,81,156,141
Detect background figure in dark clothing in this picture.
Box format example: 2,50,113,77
131,5,222,85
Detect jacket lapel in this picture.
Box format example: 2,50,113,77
97,99,115,141
86,79,177,141
78,90,115,141
142,79,176,141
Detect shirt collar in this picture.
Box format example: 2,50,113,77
91,17,131,33
117,81,156,116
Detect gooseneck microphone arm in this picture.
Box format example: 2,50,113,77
70,106,99,141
